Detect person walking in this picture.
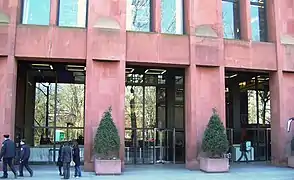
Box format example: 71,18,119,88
72,141,81,178
61,142,72,179
19,139,33,177
237,129,249,163
57,143,64,176
0,134,17,179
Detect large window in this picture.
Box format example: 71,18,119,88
22,0,50,25
222,0,241,39
126,0,151,32
250,0,267,42
58,0,88,28
161,0,184,34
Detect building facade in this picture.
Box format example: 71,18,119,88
0,0,294,171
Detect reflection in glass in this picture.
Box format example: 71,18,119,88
34,83,85,128
22,0,50,25
58,0,87,27
161,0,184,34
125,86,143,128
222,0,241,39
250,0,267,41
144,87,156,128
126,0,151,32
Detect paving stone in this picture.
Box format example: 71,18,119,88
5,163,294,179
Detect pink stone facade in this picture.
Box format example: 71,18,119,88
0,0,293,171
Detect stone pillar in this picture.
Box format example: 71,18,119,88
185,66,225,170
0,57,17,139
84,0,126,171
0,0,20,140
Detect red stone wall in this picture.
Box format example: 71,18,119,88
0,0,292,171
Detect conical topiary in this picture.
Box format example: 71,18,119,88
94,107,120,159
201,108,229,158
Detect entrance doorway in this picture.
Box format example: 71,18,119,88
124,66,185,164
225,70,271,162
15,61,85,164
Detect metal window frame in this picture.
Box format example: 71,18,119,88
250,0,268,42
56,0,89,28
222,0,241,40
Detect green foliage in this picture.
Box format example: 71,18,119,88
201,109,229,158
94,107,120,159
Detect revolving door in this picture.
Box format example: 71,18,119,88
124,67,185,164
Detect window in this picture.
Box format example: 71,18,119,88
126,0,151,32
58,0,88,28
22,0,50,25
222,0,241,39
161,0,184,34
250,0,267,42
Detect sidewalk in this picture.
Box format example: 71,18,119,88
8,163,294,179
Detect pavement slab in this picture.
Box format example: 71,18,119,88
4,163,294,179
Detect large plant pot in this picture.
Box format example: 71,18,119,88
200,157,229,173
288,156,294,168
94,159,121,175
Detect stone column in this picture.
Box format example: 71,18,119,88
0,0,20,140
185,66,225,170
84,0,126,171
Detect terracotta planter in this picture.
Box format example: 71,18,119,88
94,159,122,175
200,157,229,173
288,156,294,168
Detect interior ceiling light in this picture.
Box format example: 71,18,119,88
66,65,86,72
32,64,53,70
125,68,134,74
145,69,166,75
225,74,237,79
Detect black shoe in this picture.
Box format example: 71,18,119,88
18,174,23,177
0,176,7,179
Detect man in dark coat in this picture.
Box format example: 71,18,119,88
19,139,33,177
0,134,17,179
61,142,72,179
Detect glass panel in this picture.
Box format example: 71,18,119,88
125,86,143,128
58,0,87,27
31,128,55,163
125,129,134,164
222,0,241,39
175,131,185,162
144,86,156,128
22,0,50,25
53,84,85,127
157,88,166,128
250,0,267,41
174,106,183,128
34,83,54,128
161,0,184,34
143,129,155,163
126,0,151,32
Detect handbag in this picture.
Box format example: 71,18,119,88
70,161,75,167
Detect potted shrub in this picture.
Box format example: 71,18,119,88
200,109,229,173
94,107,121,175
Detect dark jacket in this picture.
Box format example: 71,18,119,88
61,145,72,163
0,139,16,159
20,144,30,161
240,141,247,152
57,145,63,166
72,146,80,166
